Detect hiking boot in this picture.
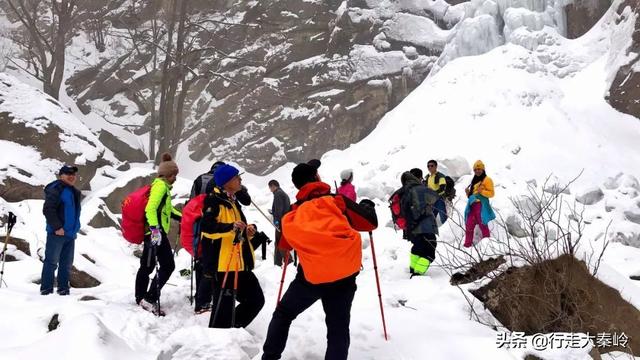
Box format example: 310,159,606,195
194,303,212,314
57,289,70,296
139,299,166,317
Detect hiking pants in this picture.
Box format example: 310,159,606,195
262,273,357,360
410,233,437,274
195,238,217,311
135,232,175,303
465,202,490,246
209,271,264,328
40,234,75,294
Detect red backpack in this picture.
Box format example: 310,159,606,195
389,189,407,231
120,185,168,244
121,185,151,244
180,194,206,257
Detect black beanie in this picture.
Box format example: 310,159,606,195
292,163,317,189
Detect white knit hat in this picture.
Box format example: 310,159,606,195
340,169,353,181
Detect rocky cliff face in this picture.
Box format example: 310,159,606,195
606,0,640,120
65,0,459,174
0,74,110,200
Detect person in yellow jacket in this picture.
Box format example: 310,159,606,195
463,160,496,247
136,153,183,315
198,164,265,328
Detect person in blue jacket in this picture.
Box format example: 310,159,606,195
41,165,82,295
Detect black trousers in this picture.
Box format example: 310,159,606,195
196,239,215,310
208,271,265,328
262,272,357,360
135,232,175,303
410,233,437,262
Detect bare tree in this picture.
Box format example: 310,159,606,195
119,0,247,162
4,0,79,100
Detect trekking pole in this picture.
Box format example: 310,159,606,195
250,201,280,233
154,244,162,316
276,251,290,306
231,247,241,328
211,242,240,327
369,231,388,341
334,180,339,193
0,212,17,288
190,257,194,305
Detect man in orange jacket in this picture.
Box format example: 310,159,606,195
262,162,378,360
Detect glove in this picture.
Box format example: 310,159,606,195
150,226,161,246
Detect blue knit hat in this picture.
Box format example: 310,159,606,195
214,164,240,187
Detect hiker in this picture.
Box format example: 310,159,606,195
189,161,252,313
135,153,182,315
198,164,265,327
425,160,448,226
41,165,81,295
337,169,356,201
190,161,252,205
400,172,439,276
464,160,496,247
262,162,378,360
269,180,291,266
409,168,424,182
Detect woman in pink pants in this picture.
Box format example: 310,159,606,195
464,160,495,247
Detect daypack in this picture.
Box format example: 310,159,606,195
407,184,439,223
388,189,407,231
436,172,456,201
198,173,215,197
281,194,362,284
121,185,150,244
180,194,206,257
121,185,168,244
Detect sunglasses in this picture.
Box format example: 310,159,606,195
427,165,435,168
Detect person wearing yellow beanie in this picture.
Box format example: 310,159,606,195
463,160,495,247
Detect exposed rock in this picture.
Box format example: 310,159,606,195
33,267,101,288
79,295,100,301
88,204,120,229
624,209,640,225
565,0,612,39
48,314,60,332
70,267,101,288
505,215,529,238
576,187,605,205
607,0,640,120
7,236,31,256
0,176,43,202
0,74,112,198
450,256,505,285
98,130,147,163
2,253,17,262
471,255,640,355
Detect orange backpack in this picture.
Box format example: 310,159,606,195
281,195,362,284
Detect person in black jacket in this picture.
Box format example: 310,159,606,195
41,165,82,295
268,180,290,266
190,161,252,313
190,161,252,205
